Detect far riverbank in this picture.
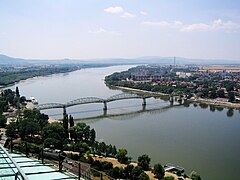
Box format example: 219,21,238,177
110,85,240,109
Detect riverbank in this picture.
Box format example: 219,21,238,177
113,85,168,96
112,85,240,109
91,155,191,180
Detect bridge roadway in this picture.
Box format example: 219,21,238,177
34,93,163,115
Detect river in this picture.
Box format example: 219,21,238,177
8,65,240,180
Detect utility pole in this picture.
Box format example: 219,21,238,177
174,56,176,68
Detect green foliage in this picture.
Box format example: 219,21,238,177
116,148,128,164
191,172,202,180
23,109,49,130
69,115,74,127
153,163,165,180
42,122,64,149
92,160,114,172
0,114,7,128
108,167,121,179
131,166,144,180
0,65,81,86
138,154,151,170
44,137,61,149
139,172,150,180
6,122,17,138
69,122,94,143
228,91,235,102
217,89,225,98
19,119,40,140
164,176,174,180
90,128,96,144
16,86,20,97
63,114,69,139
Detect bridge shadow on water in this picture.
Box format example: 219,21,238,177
59,103,183,123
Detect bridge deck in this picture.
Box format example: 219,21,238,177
35,93,157,110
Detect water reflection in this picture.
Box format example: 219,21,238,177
209,105,216,112
227,108,234,117
69,104,181,123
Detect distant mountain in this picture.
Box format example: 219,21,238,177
0,54,28,65
0,54,239,66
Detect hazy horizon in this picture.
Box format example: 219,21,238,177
1,0,240,61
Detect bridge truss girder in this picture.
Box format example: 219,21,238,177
66,97,105,108
35,103,64,110
107,93,147,102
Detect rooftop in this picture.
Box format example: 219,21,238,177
0,144,78,180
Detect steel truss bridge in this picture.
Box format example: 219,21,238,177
35,93,158,114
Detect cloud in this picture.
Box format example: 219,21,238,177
121,12,136,18
104,6,136,19
181,19,240,32
141,19,240,32
140,11,148,16
104,6,124,14
89,28,121,36
141,21,183,28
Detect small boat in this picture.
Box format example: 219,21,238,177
30,96,38,104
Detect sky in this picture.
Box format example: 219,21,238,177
0,0,240,60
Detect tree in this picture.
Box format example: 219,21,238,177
191,172,202,180
19,96,27,104
4,89,15,105
228,91,235,102
217,89,225,98
23,109,49,130
63,114,69,139
16,86,20,98
44,137,61,149
139,172,150,180
19,119,40,140
112,145,117,156
209,90,217,99
131,166,144,180
98,142,107,156
90,128,96,144
123,164,134,179
164,176,174,180
0,114,7,128
6,122,17,138
42,122,65,149
138,154,151,170
153,163,165,179
109,167,121,179
69,115,74,127
116,148,128,164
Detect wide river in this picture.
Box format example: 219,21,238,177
8,65,240,180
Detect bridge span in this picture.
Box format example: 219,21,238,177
35,93,157,116
35,93,152,110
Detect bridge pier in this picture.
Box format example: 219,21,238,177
103,109,107,116
178,97,183,105
169,95,174,104
63,106,67,118
103,101,107,111
142,98,146,106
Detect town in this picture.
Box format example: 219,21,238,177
105,65,240,104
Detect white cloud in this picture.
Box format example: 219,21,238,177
142,19,240,32
89,28,121,36
104,6,136,19
140,11,148,16
121,12,136,18
181,19,240,32
104,6,124,14
141,21,183,28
